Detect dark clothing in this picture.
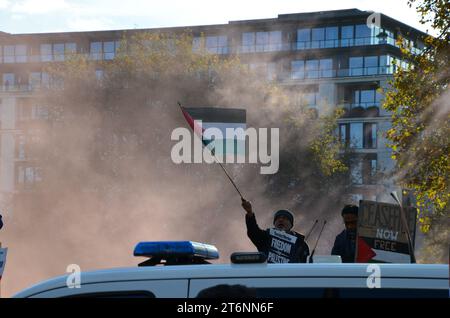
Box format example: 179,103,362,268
245,213,310,263
331,229,356,263
0,215,2,230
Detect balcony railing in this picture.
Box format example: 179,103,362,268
281,66,395,82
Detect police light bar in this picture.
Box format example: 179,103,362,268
134,241,219,260
230,252,267,264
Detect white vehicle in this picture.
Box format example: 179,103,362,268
13,241,449,298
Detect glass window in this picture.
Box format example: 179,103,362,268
353,90,361,106
320,59,333,77
268,31,282,51
355,25,371,45
364,123,377,148
291,60,305,79
53,43,65,61
350,123,363,148
205,36,228,54
2,73,15,88
267,62,277,81
311,28,324,48
29,72,42,88
349,57,363,76
361,90,375,107
103,41,115,60
3,45,15,63
339,124,347,144
364,56,378,75
325,27,338,48
15,45,27,63
306,60,319,79
90,42,102,60
66,43,76,54
192,37,202,52
297,28,311,49
351,160,363,184
40,44,52,62
242,32,255,53
341,25,354,47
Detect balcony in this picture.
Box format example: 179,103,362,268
339,102,380,117
279,66,394,83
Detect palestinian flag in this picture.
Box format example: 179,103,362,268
180,107,246,159
356,236,377,263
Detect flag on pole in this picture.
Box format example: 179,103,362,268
180,107,246,159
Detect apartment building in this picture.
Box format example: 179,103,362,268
0,9,427,214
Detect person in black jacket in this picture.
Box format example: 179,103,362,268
331,205,358,263
241,198,309,263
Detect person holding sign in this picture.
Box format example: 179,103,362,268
241,198,310,263
331,205,358,263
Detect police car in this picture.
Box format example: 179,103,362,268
13,241,449,298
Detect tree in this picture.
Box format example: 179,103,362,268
383,0,449,237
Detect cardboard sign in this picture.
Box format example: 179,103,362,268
0,247,7,278
356,200,417,263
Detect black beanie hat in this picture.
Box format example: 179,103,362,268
341,205,359,216
273,209,294,226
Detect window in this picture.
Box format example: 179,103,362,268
90,42,102,60
251,31,282,52
311,28,324,48
18,166,42,185
40,44,52,62
341,25,354,47
364,56,378,75
305,60,319,79
350,123,363,148
205,36,228,54
291,60,305,79
352,89,381,108
242,32,255,53
319,59,333,77
102,41,120,60
349,57,363,76
355,24,371,45
339,124,347,144
364,123,377,148
297,28,311,49
3,45,15,63
2,73,15,89
351,160,363,185
53,43,65,61
15,45,27,63
379,55,394,74
292,59,333,79
249,62,277,81
325,27,339,48
63,291,155,298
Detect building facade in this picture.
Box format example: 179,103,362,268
0,9,427,214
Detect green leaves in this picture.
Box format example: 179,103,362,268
385,1,450,236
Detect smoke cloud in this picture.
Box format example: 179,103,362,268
0,32,352,297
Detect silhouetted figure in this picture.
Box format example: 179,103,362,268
0,214,3,230
331,205,358,263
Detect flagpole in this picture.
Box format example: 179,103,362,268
177,102,244,200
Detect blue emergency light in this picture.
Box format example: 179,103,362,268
133,241,219,266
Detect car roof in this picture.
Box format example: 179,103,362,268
13,263,449,298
